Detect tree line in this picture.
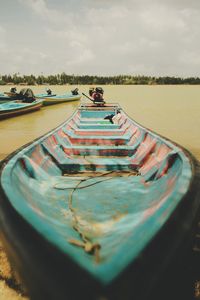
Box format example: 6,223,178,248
1,73,200,85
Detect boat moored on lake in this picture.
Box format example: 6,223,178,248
42,93,81,106
0,99,43,120
0,93,19,103
35,92,57,98
35,88,57,98
0,102,200,299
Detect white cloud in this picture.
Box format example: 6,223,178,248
0,0,200,76
0,26,6,51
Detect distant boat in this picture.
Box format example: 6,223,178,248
0,102,199,299
35,93,57,98
0,95,13,103
0,99,43,120
4,91,18,98
42,93,81,106
0,93,18,103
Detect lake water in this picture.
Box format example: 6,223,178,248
0,85,200,161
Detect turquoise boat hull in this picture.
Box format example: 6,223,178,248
42,93,81,105
0,99,43,119
35,93,57,98
0,94,18,103
0,103,199,299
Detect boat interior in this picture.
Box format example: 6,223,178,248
1,103,191,283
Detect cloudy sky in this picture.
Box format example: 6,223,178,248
0,0,200,76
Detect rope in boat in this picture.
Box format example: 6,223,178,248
53,176,112,190
53,170,138,190
59,171,114,263
53,170,137,261
68,179,101,263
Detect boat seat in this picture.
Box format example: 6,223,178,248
53,131,139,157
77,124,120,130
41,137,134,172
77,115,128,128
63,145,136,157
70,121,132,136
79,119,111,124
80,111,114,119
65,120,123,134
62,127,132,145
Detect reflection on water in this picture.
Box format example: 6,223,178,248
0,85,200,160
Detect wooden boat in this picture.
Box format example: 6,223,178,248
35,93,57,98
0,94,18,103
42,93,81,105
0,99,43,120
0,102,200,300
4,91,17,97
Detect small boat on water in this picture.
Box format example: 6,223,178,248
0,99,43,120
0,102,200,299
4,91,18,98
0,94,19,103
35,93,57,98
1,88,37,103
35,88,57,98
42,93,81,106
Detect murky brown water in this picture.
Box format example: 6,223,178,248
0,85,200,161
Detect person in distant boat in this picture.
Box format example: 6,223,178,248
10,87,17,93
46,88,52,95
71,88,79,95
104,110,121,124
92,87,104,103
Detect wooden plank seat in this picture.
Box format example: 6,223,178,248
41,136,135,172
77,124,120,130
79,119,111,124
62,127,132,145
67,120,132,136
54,131,141,157
62,145,136,157
55,127,145,151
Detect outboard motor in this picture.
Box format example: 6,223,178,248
95,87,104,94
10,87,17,93
92,87,104,103
19,88,35,103
71,88,79,95
46,89,52,95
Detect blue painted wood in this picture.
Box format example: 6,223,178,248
35,93,57,98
